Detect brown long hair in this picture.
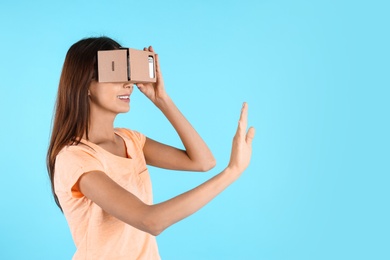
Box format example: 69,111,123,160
47,37,121,210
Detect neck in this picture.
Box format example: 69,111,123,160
85,108,117,144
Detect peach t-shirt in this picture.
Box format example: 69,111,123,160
54,128,160,260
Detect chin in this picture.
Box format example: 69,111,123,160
120,107,130,113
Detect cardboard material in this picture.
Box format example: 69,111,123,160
97,48,156,83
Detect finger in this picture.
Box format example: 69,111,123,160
154,54,163,84
235,102,247,138
239,102,248,133
246,126,255,144
155,54,160,74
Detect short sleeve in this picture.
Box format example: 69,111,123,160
116,128,146,149
54,144,105,198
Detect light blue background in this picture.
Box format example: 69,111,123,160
0,0,389,259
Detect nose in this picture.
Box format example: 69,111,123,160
123,83,133,90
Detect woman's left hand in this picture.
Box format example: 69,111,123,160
136,46,168,106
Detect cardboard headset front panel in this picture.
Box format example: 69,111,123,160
97,48,156,83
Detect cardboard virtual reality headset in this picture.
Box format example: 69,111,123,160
97,48,156,83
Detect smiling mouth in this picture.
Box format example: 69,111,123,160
117,95,130,100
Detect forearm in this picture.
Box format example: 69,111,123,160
155,95,216,170
79,168,239,236
146,167,239,235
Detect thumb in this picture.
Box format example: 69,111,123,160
246,127,255,144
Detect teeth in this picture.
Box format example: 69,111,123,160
118,95,130,99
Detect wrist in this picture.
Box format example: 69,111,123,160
223,166,242,182
154,94,173,110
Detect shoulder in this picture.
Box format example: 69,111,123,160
56,142,103,170
115,128,146,147
57,142,98,159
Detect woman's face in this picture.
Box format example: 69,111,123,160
88,81,134,115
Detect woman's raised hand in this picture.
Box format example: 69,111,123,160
136,46,168,106
227,102,256,176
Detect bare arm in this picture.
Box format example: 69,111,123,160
79,103,255,236
137,46,215,172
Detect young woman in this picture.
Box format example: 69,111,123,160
47,36,255,259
